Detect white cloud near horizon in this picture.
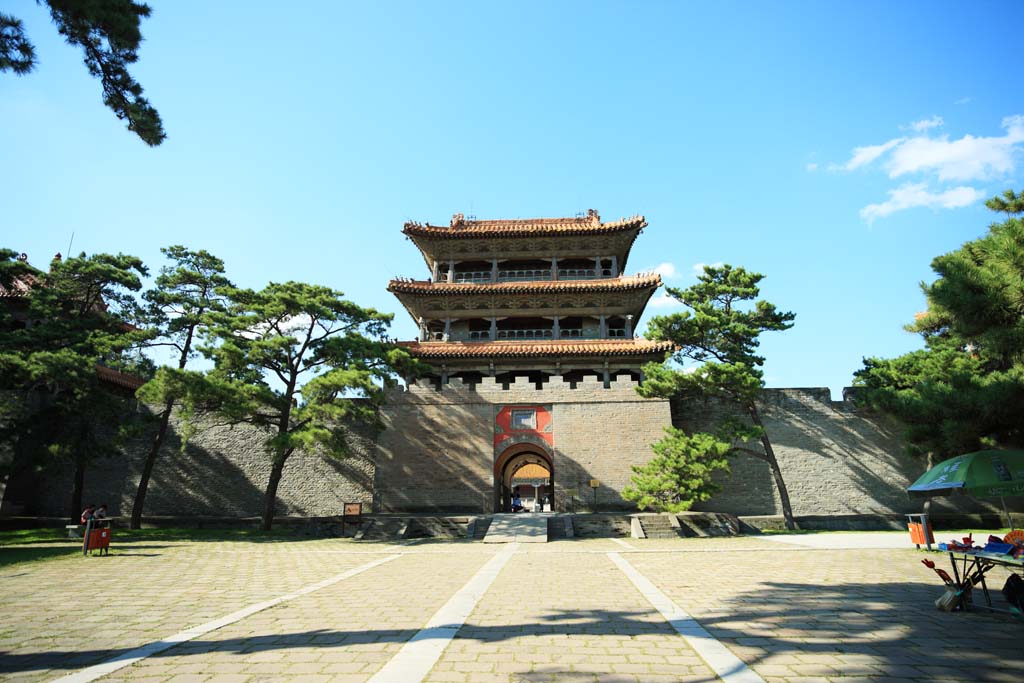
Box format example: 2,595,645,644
648,292,681,308
650,262,678,279
859,183,986,224
831,115,1023,221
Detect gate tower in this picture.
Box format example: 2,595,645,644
381,210,673,512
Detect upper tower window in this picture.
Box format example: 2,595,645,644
511,409,537,430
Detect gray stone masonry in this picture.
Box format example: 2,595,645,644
681,389,1017,517
27,411,376,518
14,381,1020,520
374,374,671,512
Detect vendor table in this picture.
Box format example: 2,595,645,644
948,551,1024,614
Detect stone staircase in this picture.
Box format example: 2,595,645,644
676,512,741,537
357,517,406,541
470,516,492,539
637,514,682,539
546,515,574,540
483,513,548,543
572,514,631,538
404,517,469,540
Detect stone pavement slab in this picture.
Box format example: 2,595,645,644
0,539,392,683
99,549,495,683
4,534,1024,683
424,546,717,683
483,515,548,544
756,531,916,550
625,545,1024,682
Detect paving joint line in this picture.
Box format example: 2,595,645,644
51,553,403,683
608,551,766,683
367,543,518,683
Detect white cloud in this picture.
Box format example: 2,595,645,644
905,115,944,132
859,183,986,223
831,115,1024,222
650,262,678,279
836,138,905,171
648,292,681,308
691,261,723,276
806,162,819,172
955,96,972,105
885,115,1024,182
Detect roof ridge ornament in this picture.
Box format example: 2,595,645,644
451,212,465,228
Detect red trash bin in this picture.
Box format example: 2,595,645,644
86,527,110,555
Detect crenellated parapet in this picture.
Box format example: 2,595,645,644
383,374,653,405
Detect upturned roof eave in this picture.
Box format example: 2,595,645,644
387,275,662,296
395,338,675,361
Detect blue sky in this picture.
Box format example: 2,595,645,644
3,1,1023,396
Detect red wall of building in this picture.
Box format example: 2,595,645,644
494,405,553,448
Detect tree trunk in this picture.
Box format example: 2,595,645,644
130,400,174,529
70,457,85,525
261,449,293,531
748,402,797,530
922,451,935,517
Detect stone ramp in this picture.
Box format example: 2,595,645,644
482,513,548,543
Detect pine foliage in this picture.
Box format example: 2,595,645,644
622,428,731,512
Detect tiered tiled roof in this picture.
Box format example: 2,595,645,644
397,339,674,359
388,274,661,295
95,365,147,391
1,262,146,392
0,272,40,298
403,210,646,239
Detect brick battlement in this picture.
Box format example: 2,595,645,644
384,374,652,404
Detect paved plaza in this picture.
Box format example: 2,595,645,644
0,532,1021,683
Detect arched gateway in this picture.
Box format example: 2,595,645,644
494,443,553,513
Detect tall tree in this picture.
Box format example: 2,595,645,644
0,251,150,519
1,1,164,145
196,282,416,530
855,189,1024,470
638,265,799,529
130,247,232,529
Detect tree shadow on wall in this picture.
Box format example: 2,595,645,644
672,398,777,515
375,401,497,512
762,396,1020,517
143,428,268,518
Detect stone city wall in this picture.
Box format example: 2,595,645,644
9,383,1007,520
681,389,1003,517
21,412,375,518
374,375,672,512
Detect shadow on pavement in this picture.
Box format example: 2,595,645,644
1,580,1021,680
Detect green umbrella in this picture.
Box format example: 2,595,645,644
907,449,1024,528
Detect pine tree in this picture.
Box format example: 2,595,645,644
0,250,151,519
131,247,233,529
855,188,1024,466
192,281,418,531
639,265,799,529
0,1,164,145
622,428,731,512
